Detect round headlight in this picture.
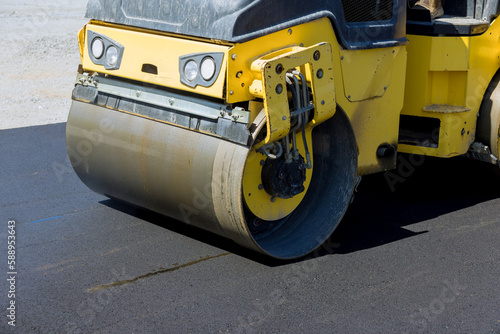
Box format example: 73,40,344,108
184,60,199,82
106,46,119,66
200,57,216,81
91,38,104,59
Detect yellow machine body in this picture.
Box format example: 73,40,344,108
68,15,406,259
78,18,406,175
69,1,500,259
400,18,500,158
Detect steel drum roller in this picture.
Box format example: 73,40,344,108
67,100,357,259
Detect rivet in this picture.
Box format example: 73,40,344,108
288,29,293,35
258,184,264,190
321,100,325,105
282,116,287,121
231,54,237,61
271,197,276,203
230,91,234,95
236,71,243,78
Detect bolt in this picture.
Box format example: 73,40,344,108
271,197,276,203
461,128,466,135
231,54,237,61
341,56,344,60
230,91,234,95
136,91,141,97
282,116,287,121
288,29,293,35
276,84,283,95
260,160,265,166
236,71,243,78
321,100,325,105
169,98,174,106
276,63,284,75
317,69,324,79
348,95,351,99
220,109,226,117
258,184,264,190
313,50,321,61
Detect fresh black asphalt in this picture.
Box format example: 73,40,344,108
1,123,499,333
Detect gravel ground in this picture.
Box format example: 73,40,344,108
0,0,88,130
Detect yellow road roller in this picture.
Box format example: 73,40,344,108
67,0,500,259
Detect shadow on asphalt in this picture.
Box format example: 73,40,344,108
101,154,500,266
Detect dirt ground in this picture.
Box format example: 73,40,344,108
0,0,88,130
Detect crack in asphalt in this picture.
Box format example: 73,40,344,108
87,252,231,292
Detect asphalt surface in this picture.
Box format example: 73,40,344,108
1,122,500,333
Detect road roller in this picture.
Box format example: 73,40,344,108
67,0,500,259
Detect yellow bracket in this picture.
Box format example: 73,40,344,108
249,42,336,145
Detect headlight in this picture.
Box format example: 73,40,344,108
184,60,199,82
87,30,124,70
91,38,104,59
179,53,224,88
106,46,119,66
200,57,216,81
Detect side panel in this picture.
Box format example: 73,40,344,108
400,18,500,157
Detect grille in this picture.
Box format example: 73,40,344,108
341,0,394,22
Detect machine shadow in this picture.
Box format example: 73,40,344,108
100,155,500,266
329,155,500,255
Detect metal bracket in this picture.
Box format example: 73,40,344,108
249,42,336,145
75,73,250,124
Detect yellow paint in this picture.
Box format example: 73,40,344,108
78,26,86,59
242,129,313,221
400,17,500,157
343,47,407,175
340,48,395,102
80,22,229,99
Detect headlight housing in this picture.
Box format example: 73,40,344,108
179,53,224,88
87,30,124,70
